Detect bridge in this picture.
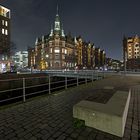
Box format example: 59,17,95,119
37,70,140,78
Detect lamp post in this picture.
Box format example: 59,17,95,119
124,51,127,75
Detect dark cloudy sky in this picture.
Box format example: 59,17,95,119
1,0,140,60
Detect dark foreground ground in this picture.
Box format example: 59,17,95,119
0,76,140,140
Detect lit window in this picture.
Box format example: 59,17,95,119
62,48,65,53
50,48,52,53
46,54,49,58
65,49,67,54
2,20,4,25
5,29,8,35
54,49,60,53
5,21,8,26
2,28,4,34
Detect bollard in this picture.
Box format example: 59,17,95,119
92,71,93,82
85,73,87,84
77,75,79,86
23,78,26,102
65,77,67,89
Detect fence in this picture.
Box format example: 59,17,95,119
0,73,101,104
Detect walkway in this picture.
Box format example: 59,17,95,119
0,76,140,140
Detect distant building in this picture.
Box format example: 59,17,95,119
123,35,140,70
95,48,101,68
75,37,96,69
100,50,106,66
0,5,11,72
106,58,123,70
12,51,28,68
75,37,83,68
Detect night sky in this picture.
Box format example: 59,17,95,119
1,0,140,60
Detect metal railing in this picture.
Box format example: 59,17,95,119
0,73,102,104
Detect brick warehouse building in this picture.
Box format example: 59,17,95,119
123,35,140,70
28,8,106,70
28,8,76,70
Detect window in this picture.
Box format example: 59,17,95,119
55,55,60,59
2,20,4,25
5,29,8,35
62,48,65,53
55,40,59,46
62,55,65,59
65,49,67,54
2,28,4,34
5,21,8,26
50,48,52,53
54,49,60,53
135,43,139,47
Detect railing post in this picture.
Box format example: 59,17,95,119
92,71,93,83
77,75,79,86
97,72,99,80
85,72,87,84
23,78,26,102
49,75,51,94
103,70,105,78
65,76,67,89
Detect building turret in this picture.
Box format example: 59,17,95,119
54,5,61,34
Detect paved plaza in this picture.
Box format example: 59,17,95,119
0,76,140,140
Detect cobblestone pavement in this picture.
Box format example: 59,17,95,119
0,76,140,140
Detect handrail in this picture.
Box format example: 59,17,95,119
0,72,103,104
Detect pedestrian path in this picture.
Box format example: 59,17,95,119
0,76,140,140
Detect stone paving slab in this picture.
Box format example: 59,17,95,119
0,76,140,140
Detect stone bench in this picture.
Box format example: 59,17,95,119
73,90,131,137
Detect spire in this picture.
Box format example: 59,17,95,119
49,24,54,37
61,23,65,37
57,4,59,15
35,37,39,45
54,5,61,33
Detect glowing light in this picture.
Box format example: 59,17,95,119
54,49,60,53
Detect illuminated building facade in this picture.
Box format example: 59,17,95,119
123,35,140,70
75,37,83,68
28,8,106,70
12,51,28,68
100,50,106,66
75,37,96,69
28,8,76,70
95,48,101,68
0,5,11,72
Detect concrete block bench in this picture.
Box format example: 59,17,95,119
73,90,130,137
